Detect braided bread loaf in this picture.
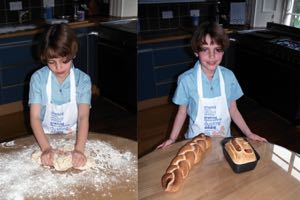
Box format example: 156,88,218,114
161,133,212,192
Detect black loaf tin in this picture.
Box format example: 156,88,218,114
221,137,260,173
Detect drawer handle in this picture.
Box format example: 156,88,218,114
88,31,99,36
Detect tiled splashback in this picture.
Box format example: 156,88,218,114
0,0,75,25
138,1,218,32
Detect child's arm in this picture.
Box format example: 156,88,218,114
229,101,267,142
72,103,90,167
157,105,187,149
30,104,54,166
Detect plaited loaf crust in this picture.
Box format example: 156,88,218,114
161,133,212,192
224,137,256,165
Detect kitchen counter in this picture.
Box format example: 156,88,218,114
0,132,137,200
138,27,238,45
0,16,131,39
138,28,192,45
139,137,300,199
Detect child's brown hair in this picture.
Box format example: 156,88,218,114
191,21,229,53
40,23,78,64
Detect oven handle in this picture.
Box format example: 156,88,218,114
88,31,99,36
98,41,125,51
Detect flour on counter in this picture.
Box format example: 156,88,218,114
1,140,15,147
0,139,137,200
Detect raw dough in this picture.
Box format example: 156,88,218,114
31,145,95,171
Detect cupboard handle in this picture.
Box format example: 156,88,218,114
88,31,99,36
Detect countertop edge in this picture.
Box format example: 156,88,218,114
138,33,192,45
138,29,235,45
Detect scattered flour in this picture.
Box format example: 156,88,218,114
0,139,137,200
1,141,15,147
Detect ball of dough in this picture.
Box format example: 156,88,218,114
53,152,73,171
31,146,95,171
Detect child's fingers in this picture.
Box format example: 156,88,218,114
72,152,87,167
156,143,164,149
157,141,168,149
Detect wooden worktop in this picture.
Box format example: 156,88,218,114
0,132,137,200
139,137,300,200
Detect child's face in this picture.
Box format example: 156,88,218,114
47,57,72,81
195,34,224,74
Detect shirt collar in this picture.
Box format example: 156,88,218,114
193,60,220,83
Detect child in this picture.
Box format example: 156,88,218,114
29,24,91,167
157,21,267,149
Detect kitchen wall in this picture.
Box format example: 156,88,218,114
138,1,218,32
0,0,111,26
0,0,75,26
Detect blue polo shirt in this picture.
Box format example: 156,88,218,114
173,61,243,123
29,66,91,120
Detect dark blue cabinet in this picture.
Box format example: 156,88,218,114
0,35,40,104
138,47,156,101
138,39,194,101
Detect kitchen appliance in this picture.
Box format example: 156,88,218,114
237,22,300,64
235,22,300,123
98,19,137,112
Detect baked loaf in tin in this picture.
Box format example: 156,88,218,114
224,137,256,165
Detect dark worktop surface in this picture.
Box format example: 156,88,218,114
0,16,135,39
138,25,245,45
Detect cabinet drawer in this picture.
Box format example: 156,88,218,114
0,41,36,68
1,64,38,86
155,62,192,82
153,45,193,66
156,82,176,97
138,49,156,101
2,84,26,104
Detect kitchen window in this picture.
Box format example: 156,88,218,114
284,0,300,27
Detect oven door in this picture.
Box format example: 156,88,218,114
98,25,137,113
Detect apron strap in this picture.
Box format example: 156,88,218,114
218,67,226,98
70,68,76,102
197,62,204,98
46,68,76,104
46,71,52,104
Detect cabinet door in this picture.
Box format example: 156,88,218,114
138,39,195,101
221,38,237,70
98,40,137,111
152,40,194,98
0,36,40,104
73,27,98,86
87,32,99,85
138,48,156,101
235,47,300,122
73,32,88,73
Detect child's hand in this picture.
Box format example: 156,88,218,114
247,132,268,142
41,148,54,167
72,150,87,168
156,138,175,149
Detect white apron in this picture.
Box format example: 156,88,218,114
187,64,231,138
42,68,78,134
